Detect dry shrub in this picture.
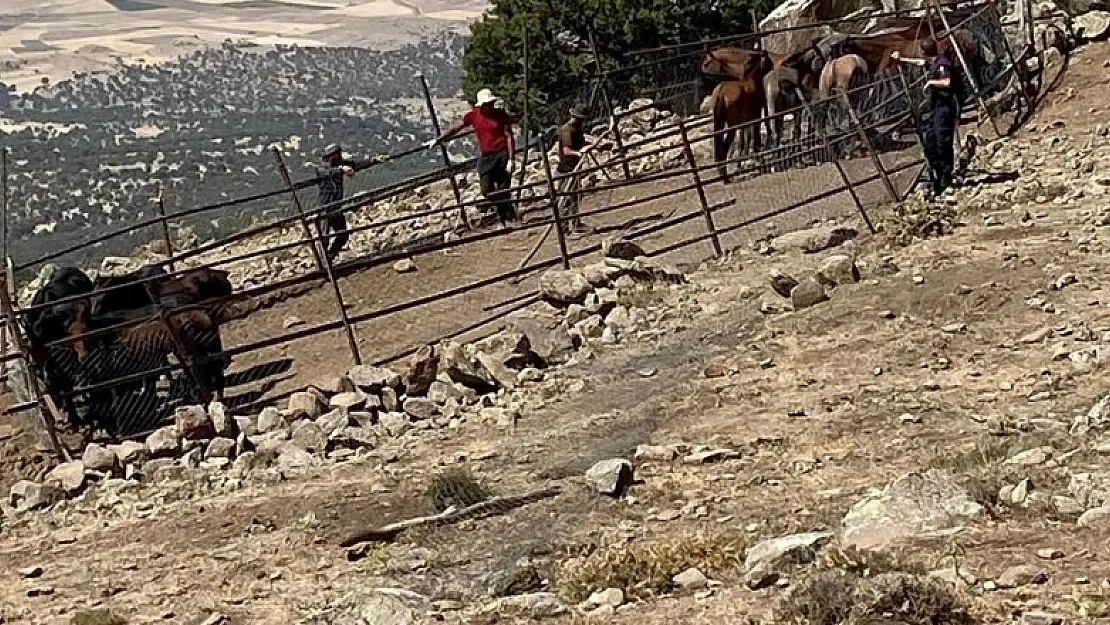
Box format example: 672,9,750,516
556,532,745,602
426,467,494,512
777,570,976,625
817,543,930,577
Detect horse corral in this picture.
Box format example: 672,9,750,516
0,0,1052,473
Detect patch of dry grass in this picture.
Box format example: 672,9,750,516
426,467,494,512
556,531,746,602
776,570,977,625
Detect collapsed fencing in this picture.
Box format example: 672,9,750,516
0,0,1047,462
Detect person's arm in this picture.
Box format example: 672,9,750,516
316,165,348,181
927,63,952,89
890,50,926,67
505,117,516,163
349,155,387,170
431,113,471,146
558,125,580,158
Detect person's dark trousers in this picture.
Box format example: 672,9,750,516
923,97,958,195
317,211,349,261
477,151,516,225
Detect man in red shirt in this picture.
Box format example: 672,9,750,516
428,88,517,226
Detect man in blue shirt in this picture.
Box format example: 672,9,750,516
891,38,961,198
315,143,384,261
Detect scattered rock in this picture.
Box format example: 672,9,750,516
672,567,709,590
1078,506,1110,528
539,269,592,306
770,271,799,298
585,458,634,497
772,225,858,254
816,254,860,287
602,237,645,260
439,341,496,391
175,405,216,440
790,277,828,310
82,444,120,474
483,593,567,619
1075,10,1110,40
348,365,402,392
474,351,517,390
841,470,986,551
303,588,431,625
256,407,285,433
393,258,417,273
111,441,149,465
208,401,238,438
290,421,327,454
330,391,368,411
71,609,128,625
10,479,64,511
1020,611,1072,625
483,562,544,598
283,316,304,329
287,390,327,419
635,444,677,462
585,588,625,609
276,444,320,473
45,461,87,494
744,531,833,583
507,311,575,365
995,564,1048,589
402,397,438,420
206,437,237,459
1005,446,1052,466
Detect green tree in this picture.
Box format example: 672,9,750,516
462,0,774,128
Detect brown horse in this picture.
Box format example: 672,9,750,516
838,28,980,80
701,47,771,83
706,79,765,182
818,53,870,99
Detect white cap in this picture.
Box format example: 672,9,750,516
475,88,497,105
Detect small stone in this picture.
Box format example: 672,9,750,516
283,316,304,329
585,588,625,609
682,448,740,464
635,444,677,462
585,458,634,497
770,273,799,298
912,275,925,284
276,445,319,473
1078,506,1110,528
316,409,351,436
1021,611,1071,625
205,437,237,459
256,407,285,433
1036,548,1064,560
379,412,411,437
393,258,417,273
816,254,859,287
45,461,87,494
208,401,238,438
402,397,438,420
287,390,327,419
673,567,708,590
790,277,828,309
111,441,149,465
995,564,1048,589
539,268,593,306
17,565,43,579
82,443,120,474
290,422,327,454
1053,495,1085,515
483,592,567,619
175,405,216,440
1005,447,1052,466
329,391,367,411
9,480,64,511
899,412,922,424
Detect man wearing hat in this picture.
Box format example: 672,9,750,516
556,105,593,236
427,88,517,227
315,143,385,261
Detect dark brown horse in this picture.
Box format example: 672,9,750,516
706,78,765,182
838,28,980,82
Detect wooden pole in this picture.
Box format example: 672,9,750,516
141,282,212,405
1,148,8,393
928,0,1000,136
0,268,68,462
416,73,468,229
270,147,325,272
515,27,532,199
839,89,899,203
537,133,571,270
677,118,722,256
985,0,1035,120
156,181,175,272
271,148,363,366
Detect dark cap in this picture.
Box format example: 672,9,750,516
322,143,342,158
570,106,589,119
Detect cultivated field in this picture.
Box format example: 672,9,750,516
0,0,482,92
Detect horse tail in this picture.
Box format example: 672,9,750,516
701,92,717,116
712,86,728,163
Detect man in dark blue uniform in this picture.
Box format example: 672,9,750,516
891,38,961,198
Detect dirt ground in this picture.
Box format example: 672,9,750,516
0,36,1107,625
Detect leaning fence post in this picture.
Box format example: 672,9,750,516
415,73,468,229
677,119,722,256
156,181,175,271
1,148,7,393
839,89,899,203
928,0,1000,136
270,147,363,366
0,270,68,462
537,131,572,270
588,27,632,182
797,88,877,234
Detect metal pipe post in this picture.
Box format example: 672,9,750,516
271,148,363,366
677,119,722,256
538,132,572,270
839,89,899,203
156,181,176,271
929,0,1000,136
415,73,467,228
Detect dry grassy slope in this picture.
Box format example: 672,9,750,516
1,39,1110,625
